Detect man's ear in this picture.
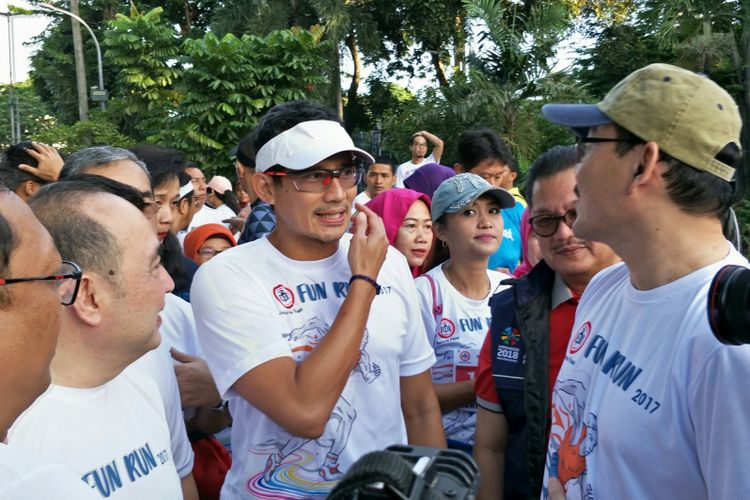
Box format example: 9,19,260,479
251,173,277,205
629,142,662,193
69,274,105,327
177,198,190,216
453,163,465,173
23,180,41,197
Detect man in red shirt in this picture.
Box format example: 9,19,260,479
473,145,619,500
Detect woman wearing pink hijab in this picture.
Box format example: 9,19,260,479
366,189,433,277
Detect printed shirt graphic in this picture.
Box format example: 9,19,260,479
8,367,181,499
191,234,435,499
415,265,510,446
542,246,750,500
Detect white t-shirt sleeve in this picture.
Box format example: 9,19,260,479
392,261,436,377
0,445,99,499
414,275,437,342
190,253,293,398
690,342,750,497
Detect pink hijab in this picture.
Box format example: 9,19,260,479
366,188,432,277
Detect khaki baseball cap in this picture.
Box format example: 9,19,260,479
542,63,741,181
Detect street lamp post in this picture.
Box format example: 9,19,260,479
39,2,107,110
1,11,22,143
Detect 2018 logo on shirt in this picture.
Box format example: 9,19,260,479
273,284,295,309
569,320,592,354
437,318,456,339
500,326,521,346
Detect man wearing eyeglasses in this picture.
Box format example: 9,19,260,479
0,188,97,498
8,183,189,499
473,145,619,500
191,100,445,499
538,64,750,500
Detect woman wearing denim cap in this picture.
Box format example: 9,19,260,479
414,173,515,452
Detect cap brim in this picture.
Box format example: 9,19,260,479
281,147,374,171
479,186,516,209
541,104,612,137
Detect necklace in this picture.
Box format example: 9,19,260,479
442,262,491,300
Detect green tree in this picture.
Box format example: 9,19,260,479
103,5,183,140
0,81,57,148
150,28,329,171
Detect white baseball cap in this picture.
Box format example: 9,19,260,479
254,119,374,173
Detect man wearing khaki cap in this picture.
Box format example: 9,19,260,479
539,63,750,499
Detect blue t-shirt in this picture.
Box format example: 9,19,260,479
488,200,524,272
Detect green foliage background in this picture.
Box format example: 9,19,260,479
1,0,748,250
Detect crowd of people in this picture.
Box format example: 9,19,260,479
0,62,748,500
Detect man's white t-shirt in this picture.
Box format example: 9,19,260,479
191,234,436,499
187,204,225,232
541,244,750,500
351,191,372,214
8,367,183,499
415,265,509,446
395,153,436,188
0,444,98,499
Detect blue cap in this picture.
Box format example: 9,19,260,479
541,103,612,137
431,173,515,222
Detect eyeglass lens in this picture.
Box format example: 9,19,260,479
531,210,577,237
293,167,363,193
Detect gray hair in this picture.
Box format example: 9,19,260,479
28,183,122,289
61,146,147,179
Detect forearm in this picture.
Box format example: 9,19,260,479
475,445,504,500
401,372,447,448
233,280,378,437
474,407,508,500
419,131,444,159
180,473,199,500
433,380,475,413
293,280,377,409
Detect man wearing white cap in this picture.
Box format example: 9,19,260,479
539,64,750,499
191,100,445,498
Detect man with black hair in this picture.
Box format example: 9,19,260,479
455,128,526,273
0,188,97,498
395,130,444,187
540,64,750,499
473,146,619,500
0,141,63,201
192,100,445,498
351,155,396,211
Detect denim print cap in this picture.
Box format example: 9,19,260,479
430,172,515,222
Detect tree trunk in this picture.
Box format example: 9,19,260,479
431,51,450,87
331,42,343,120
344,32,361,132
70,0,89,124
453,14,465,75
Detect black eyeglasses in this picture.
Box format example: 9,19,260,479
0,260,82,306
529,209,577,237
576,136,642,162
265,165,364,193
